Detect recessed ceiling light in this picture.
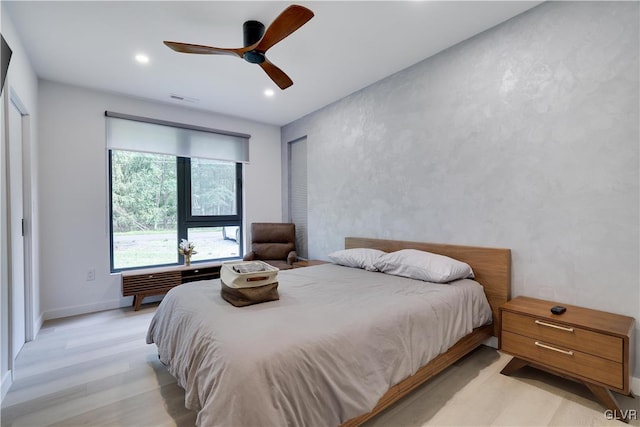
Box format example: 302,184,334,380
135,54,149,64
264,89,275,97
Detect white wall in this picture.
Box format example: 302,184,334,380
282,2,640,377
1,5,40,400
38,81,282,320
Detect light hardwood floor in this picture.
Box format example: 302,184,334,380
1,304,637,426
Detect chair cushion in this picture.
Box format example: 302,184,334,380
252,243,295,261
251,223,295,244
249,223,296,262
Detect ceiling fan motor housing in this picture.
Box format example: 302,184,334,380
243,20,266,63
244,50,265,64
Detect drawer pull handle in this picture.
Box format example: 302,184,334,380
535,341,574,356
148,275,154,278
534,320,574,332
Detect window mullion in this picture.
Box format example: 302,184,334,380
177,157,188,263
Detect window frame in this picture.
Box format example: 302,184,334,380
109,151,243,272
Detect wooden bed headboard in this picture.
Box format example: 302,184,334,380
345,237,512,336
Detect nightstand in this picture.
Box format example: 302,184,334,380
499,296,635,423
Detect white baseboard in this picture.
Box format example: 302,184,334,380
35,312,44,336
483,336,498,349
42,299,124,321
1,370,12,403
41,295,164,322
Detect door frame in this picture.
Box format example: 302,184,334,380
6,86,33,369
287,136,308,259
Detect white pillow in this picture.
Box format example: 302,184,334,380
328,248,386,271
373,249,474,283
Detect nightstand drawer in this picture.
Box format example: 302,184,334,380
501,330,623,389
502,311,622,362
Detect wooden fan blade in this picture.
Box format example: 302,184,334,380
259,59,294,90
163,41,244,57
254,5,314,53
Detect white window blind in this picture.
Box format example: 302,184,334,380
105,111,250,163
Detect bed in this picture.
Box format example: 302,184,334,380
146,237,511,426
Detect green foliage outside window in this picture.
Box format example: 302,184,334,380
190,159,236,217
111,151,177,233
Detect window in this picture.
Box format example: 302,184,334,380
109,152,242,271
110,151,178,269
181,158,243,265
106,112,249,272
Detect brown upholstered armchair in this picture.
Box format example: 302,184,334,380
243,223,297,270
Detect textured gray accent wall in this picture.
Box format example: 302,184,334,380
282,2,639,375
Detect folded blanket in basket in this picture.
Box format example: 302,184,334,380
233,262,268,274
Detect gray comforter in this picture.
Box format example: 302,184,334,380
146,264,492,427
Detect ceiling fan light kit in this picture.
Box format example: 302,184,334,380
164,5,314,90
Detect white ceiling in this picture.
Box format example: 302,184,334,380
5,1,542,126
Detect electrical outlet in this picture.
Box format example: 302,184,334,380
86,268,95,281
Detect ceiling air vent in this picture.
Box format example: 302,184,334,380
170,94,199,103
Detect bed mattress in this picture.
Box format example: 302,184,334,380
146,263,492,426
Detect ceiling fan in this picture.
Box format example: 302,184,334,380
164,5,314,90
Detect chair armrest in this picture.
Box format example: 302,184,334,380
243,251,256,261
287,251,297,265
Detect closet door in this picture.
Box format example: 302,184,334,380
8,96,25,360
288,137,307,259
